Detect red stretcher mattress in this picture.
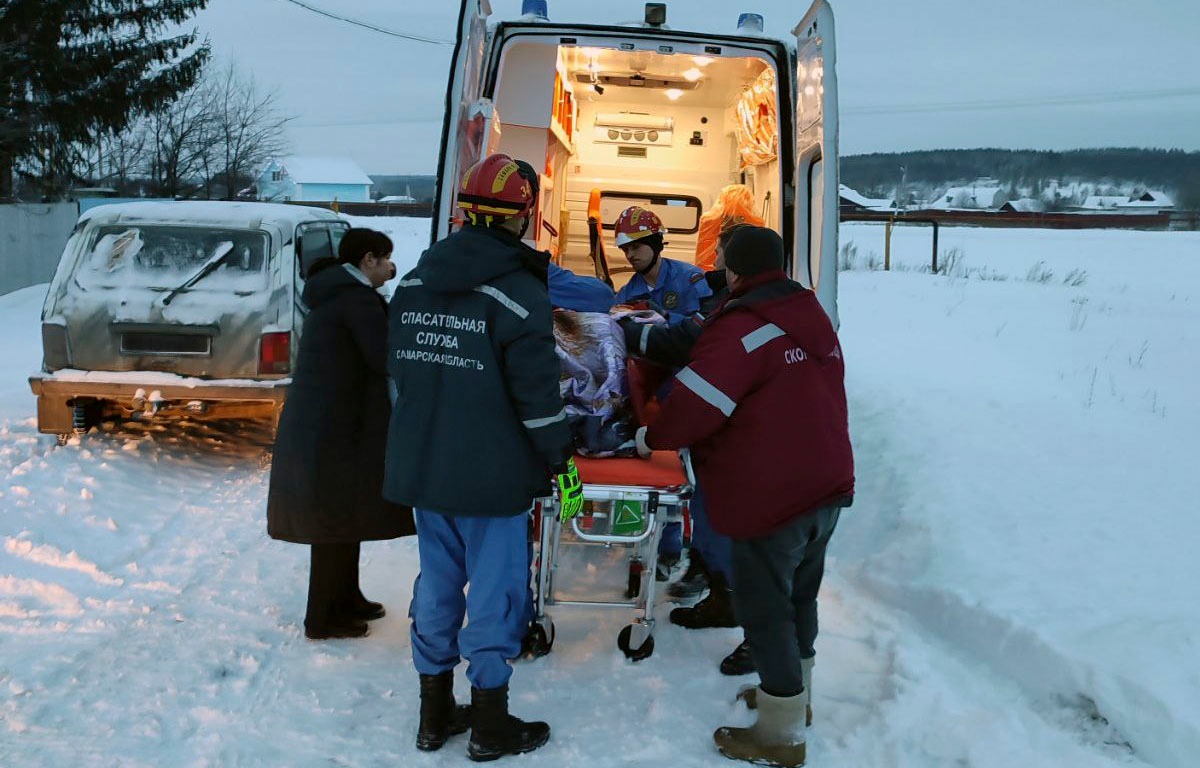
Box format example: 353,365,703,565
573,451,688,489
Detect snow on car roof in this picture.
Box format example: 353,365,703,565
77,200,342,230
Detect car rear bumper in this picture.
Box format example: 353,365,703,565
28,370,290,433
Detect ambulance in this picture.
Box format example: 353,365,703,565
433,0,840,324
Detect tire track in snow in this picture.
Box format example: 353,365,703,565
836,394,1147,766
0,418,288,762
4,536,124,586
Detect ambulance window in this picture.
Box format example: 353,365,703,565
598,193,702,234
807,157,824,288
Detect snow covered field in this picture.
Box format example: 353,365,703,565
1,219,1197,767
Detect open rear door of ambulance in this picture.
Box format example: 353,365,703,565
431,0,494,244
792,0,840,327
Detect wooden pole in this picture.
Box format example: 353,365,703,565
884,217,893,270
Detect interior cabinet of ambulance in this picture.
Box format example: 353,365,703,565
491,46,577,262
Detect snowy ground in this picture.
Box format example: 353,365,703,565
1,219,1197,767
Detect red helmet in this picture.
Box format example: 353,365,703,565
457,153,535,226
614,206,667,247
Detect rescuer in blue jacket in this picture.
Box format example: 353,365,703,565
548,261,615,313
612,206,712,325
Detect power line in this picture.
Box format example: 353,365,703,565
275,0,453,46
846,86,1200,116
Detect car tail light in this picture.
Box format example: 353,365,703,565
259,332,291,375
41,322,71,370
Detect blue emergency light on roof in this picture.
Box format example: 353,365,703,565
737,13,765,33
521,0,549,20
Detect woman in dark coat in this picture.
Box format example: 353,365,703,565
267,228,414,640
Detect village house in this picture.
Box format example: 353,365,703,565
256,156,373,203
927,177,1009,211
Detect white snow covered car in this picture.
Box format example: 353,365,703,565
29,200,349,437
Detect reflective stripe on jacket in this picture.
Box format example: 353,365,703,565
384,226,573,517
645,271,854,538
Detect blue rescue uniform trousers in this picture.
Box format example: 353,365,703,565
660,521,683,558
410,509,529,690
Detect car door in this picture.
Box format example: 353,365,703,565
791,0,840,327
431,0,495,244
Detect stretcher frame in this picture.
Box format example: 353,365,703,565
533,449,695,661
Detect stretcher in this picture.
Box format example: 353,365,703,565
532,447,695,662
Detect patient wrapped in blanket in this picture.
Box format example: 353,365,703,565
552,310,639,457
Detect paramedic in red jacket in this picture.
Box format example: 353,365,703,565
635,225,853,767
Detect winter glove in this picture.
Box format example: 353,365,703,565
553,457,584,522
617,316,644,353
634,426,653,459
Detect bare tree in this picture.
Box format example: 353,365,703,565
205,63,290,200
70,60,292,199
99,123,152,193
60,60,291,200
144,83,217,198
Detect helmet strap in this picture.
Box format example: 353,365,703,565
636,250,660,276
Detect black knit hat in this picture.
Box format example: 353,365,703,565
639,232,665,255
723,226,784,277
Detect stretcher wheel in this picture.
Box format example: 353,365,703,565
522,619,555,659
617,624,655,662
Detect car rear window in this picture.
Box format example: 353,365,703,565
74,224,269,292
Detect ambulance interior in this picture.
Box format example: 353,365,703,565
488,40,783,290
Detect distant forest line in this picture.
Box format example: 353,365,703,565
379,149,1200,211
841,148,1200,209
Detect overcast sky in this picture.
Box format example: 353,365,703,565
190,0,1200,174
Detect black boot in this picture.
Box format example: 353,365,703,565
350,589,386,622
304,618,369,640
467,685,550,761
720,638,757,676
416,672,471,751
667,551,709,600
669,572,736,629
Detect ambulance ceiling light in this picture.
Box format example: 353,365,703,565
521,0,549,20
682,68,703,82
594,113,673,130
664,89,683,101
691,56,715,67
576,72,697,91
737,13,765,34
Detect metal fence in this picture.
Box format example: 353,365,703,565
282,200,434,218
1169,211,1200,231
840,208,1176,230
0,202,78,296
